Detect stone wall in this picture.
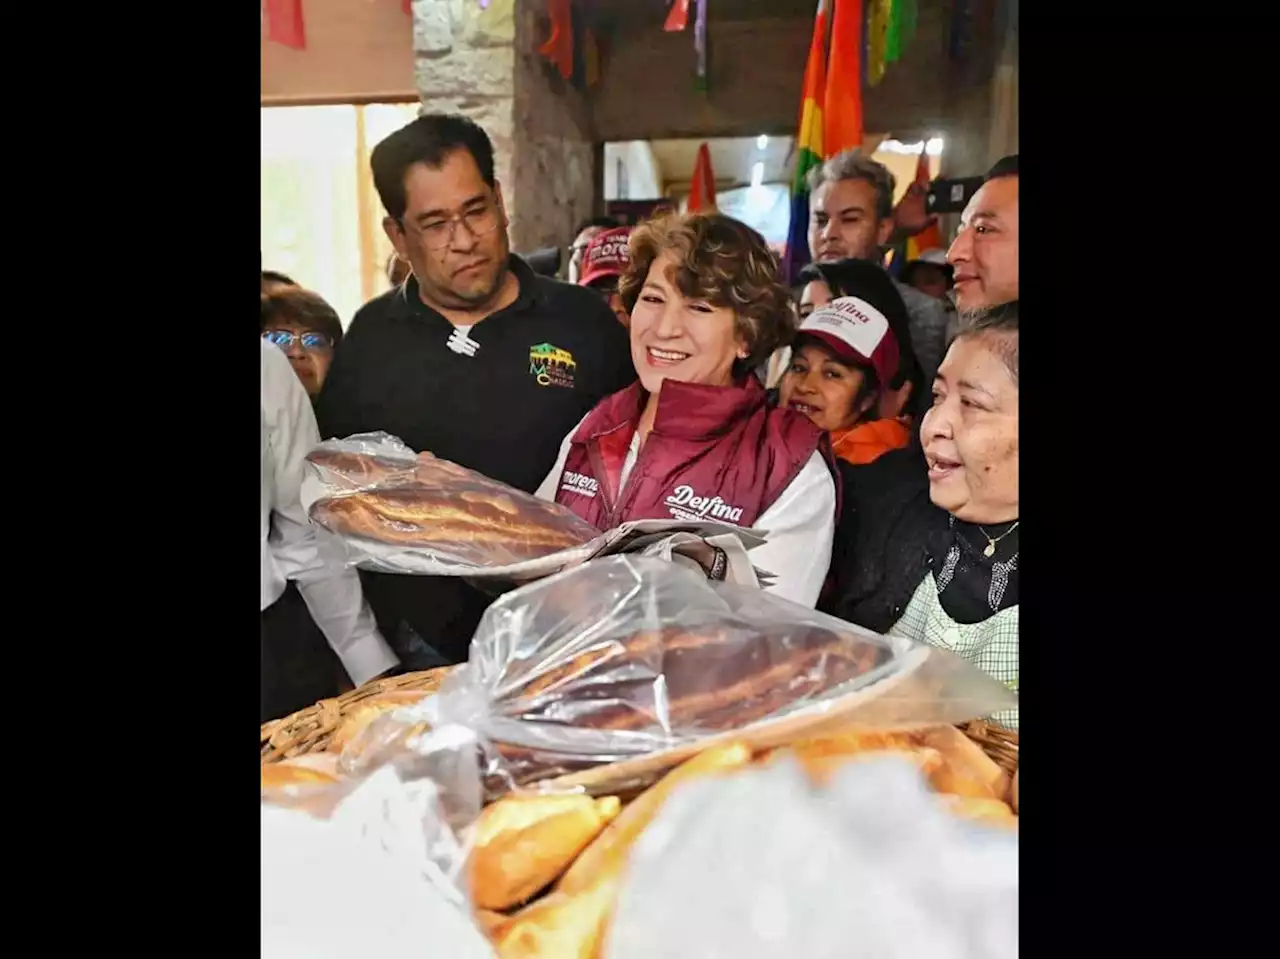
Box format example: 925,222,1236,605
412,0,518,192
412,0,595,253
510,2,596,253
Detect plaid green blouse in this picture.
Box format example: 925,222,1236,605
890,574,1019,731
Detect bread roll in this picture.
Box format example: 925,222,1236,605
328,690,430,754
469,794,621,910
475,909,509,937
557,742,753,895
495,861,623,959
261,760,340,792
940,795,1018,828
261,756,349,818
779,743,945,787
911,725,1010,800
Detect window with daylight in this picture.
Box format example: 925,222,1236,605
261,102,420,326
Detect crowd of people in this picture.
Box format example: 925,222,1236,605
260,112,1020,728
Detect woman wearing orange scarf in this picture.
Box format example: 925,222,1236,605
779,260,923,466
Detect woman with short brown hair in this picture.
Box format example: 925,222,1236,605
536,212,838,607
260,287,344,399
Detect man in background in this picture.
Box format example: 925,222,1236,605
900,249,954,301
567,216,620,284
315,114,634,666
261,339,397,721
948,155,1018,315
807,150,950,389
576,225,633,326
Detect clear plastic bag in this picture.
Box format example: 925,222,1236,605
604,756,1018,959
340,555,1017,799
302,432,601,575
261,765,494,959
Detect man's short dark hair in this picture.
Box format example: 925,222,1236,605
986,155,1018,180
260,287,345,348
261,270,296,288
574,216,619,238
370,113,496,221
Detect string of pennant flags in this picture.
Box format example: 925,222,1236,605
262,0,421,52
264,1,935,95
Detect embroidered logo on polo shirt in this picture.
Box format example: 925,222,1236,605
664,485,745,524
559,471,599,498
529,343,576,388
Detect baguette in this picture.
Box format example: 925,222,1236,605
763,725,1009,800
940,794,1018,828
475,909,510,938
469,795,621,911
261,759,340,792
556,741,753,895
495,860,623,959
781,743,945,787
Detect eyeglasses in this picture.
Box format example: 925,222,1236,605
403,201,501,250
262,330,333,351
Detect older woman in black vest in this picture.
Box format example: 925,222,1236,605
821,302,1019,728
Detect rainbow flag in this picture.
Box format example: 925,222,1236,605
783,0,829,283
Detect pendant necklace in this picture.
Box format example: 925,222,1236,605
978,520,1019,558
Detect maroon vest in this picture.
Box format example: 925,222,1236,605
553,376,838,531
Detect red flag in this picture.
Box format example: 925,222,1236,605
665,0,691,31
904,146,944,257
264,0,306,51
538,0,575,80
824,0,864,154
687,143,718,213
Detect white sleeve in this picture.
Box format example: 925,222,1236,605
748,452,836,608
264,345,399,684
535,415,587,502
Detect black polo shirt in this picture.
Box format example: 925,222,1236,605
314,255,635,663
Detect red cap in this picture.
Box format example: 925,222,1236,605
578,227,633,287
798,296,901,389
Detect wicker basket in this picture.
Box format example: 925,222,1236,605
260,667,452,763
261,667,1019,775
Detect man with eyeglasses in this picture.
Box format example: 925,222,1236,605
314,113,635,669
